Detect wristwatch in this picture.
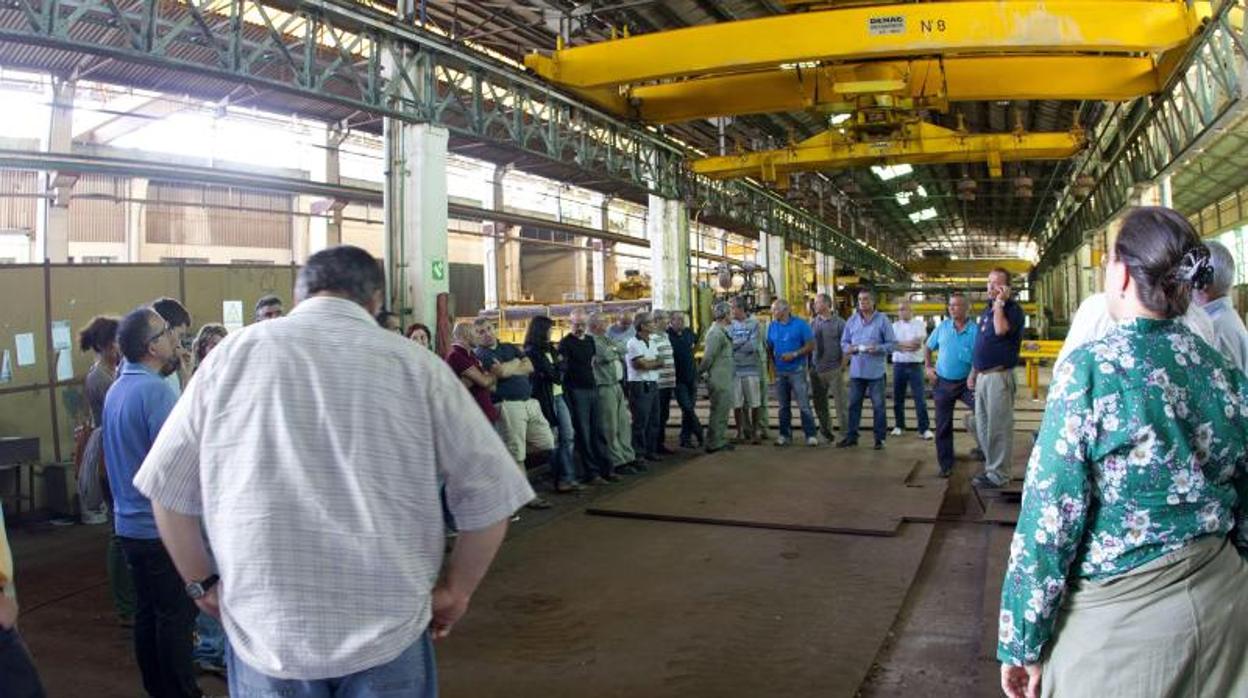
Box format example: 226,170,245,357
185,574,219,600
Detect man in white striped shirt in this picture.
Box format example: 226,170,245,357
134,246,533,697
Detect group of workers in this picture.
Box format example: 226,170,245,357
2,205,1248,698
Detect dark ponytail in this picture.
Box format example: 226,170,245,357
1114,207,1211,319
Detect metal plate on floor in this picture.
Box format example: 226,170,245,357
438,516,936,698
587,447,946,536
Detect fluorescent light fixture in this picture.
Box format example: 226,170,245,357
894,185,928,206
830,113,851,126
908,207,938,223
872,164,913,181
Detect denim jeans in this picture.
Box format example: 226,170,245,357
673,380,704,445
774,370,816,439
933,377,975,474
550,393,578,485
118,536,202,698
627,381,661,458
228,631,437,698
847,376,887,444
0,626,46,698
891,362,930,433
657,387,673,448
192,612,227,666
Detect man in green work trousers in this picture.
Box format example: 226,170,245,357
699,302,736,454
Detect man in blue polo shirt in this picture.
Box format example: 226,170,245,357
103,307,202,698
839,288,896,449
969,268,1025,488
925,292,979,478
766,299,817,446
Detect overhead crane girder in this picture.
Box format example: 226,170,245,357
628,56,1164,124
524,1,1203,89
903,258,1034,276
690,121,1086,184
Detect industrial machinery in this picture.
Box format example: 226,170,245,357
710,260,776,312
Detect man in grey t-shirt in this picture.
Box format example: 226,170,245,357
809,293,848,441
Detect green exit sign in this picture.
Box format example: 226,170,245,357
431,259,446,281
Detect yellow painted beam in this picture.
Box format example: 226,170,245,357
628,56,1163,123
690,121,1085,182
524,1,1201,89
903,258,1034,275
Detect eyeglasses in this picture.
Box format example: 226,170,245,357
145,323,173,346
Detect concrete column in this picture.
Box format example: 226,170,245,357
647,194,690,311
763,232,788,304
591,240,606,301
35,78,74,263
125,178,147,262
325,124,347,248
383,120,449,328
814,251,836,297
482,222,499,309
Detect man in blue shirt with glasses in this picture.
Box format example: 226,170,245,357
103,306,202,698
839,288,896,450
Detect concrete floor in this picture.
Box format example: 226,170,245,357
10,398,1025,697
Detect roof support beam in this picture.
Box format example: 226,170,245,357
525,1,1203,89
691,122,1086,184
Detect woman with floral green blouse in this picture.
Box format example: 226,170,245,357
999,207,1248,698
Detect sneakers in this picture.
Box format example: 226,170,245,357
806,436,819,447
971,473,1004,489
920,430,935,440
705,443,736,454
937,468,952,479
525,497,553,510
890,427,903,436
587,476,608,486
873,440,884,450
835,438,857,448
775,436,790,446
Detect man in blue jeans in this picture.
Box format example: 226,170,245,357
135,247,533,698
766,299,818,446
838,288,896,450
890,300,933,440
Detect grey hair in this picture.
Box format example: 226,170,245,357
712,302,730,320
857,287,875,299
1204,240,1236,297
771,299,790,312
296,245,384,306
816,293,832,306
633,311,652,328
587,311,605,329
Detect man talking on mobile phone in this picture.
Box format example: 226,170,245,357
969,268,1025,489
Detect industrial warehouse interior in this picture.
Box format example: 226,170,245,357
2,1,1248,697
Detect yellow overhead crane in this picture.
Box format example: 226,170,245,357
524,1,1201,89
691,120,1086,184
624,56,1165,124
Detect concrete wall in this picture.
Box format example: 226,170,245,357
0,263,296,516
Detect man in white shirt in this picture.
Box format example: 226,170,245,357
626,312,664,462
134,246,533,697
1056,291,1216,367
1195,240,1248,374
891,300,933,440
